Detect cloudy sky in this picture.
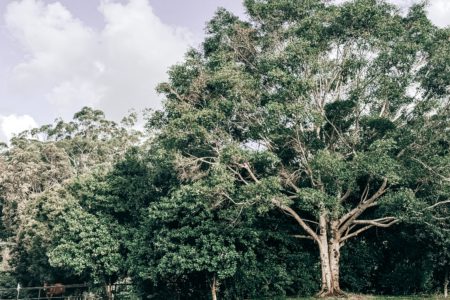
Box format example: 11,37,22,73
0,0,449,143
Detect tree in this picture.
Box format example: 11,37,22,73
0,107,139,234
17,187,122,285
134,161,252,300
0,107,140,286
86,142,320,299
151,0,450,296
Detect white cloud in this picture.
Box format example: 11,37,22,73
5,0,193,121
4,0,447,131
0,114,38,143
389,0,450,26
426,0,450,28
46,79,106,110
5,0,97,90
96,0,194,118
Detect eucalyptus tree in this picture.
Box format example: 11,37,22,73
151,0,450,296
0,107,140,285
0,107,140,232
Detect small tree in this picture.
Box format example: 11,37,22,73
152,0,450,296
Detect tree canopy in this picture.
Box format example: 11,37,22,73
151,0,450,296
0,0,449,299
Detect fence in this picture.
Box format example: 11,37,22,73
0,283,134,300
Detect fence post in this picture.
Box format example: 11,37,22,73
15,284,20,300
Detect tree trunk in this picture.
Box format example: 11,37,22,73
211,274,217,300
444,269,448,298
317,214,332,296
106,283,113,300
329,220,345,296
316,216,345,298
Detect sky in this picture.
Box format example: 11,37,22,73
0,0,449,143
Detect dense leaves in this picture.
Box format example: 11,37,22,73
0,0,449,299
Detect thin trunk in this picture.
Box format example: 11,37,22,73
106,283,113,300
211,274,217,300
444,269,448,298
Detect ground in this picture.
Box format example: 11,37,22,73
287,295,448,300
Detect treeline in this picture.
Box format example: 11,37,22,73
1,0,450,299
0,107,447,299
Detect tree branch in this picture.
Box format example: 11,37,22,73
338,178,388,234
352,217,398,227
340,218,399,243
361,182,370,202
271,198,320,243
227,166,249,185
340,225,374,243
339,188,352,203
412,158,450,182
365,178,388,205
0,242,16,246
280,169,301,193
241,162,260,183
426,200,450,210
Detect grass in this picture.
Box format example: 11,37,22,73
287,295,448,300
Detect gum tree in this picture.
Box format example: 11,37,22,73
152,0,450,296
0,107,140,286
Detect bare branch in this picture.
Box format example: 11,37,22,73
220,192,246,206
227,166,249,185
339,188,352,203
426,200,450,210
271,198,320,243
340,225,374,243
361,182,370,202
432,215,450,221
338,178,388,234
364,178,388,204
241,162,260,183
0,242,16,246
303,219,320,226
292,129,317,187
280,169,301,193
185,153,217,165
352,217,398,227
340,218,399,243
412,158,450,182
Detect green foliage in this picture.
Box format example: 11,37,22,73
146,0,450,297
224,235,319,298
0,107,139,286
0,272,16,298
0,0,449,299
47,192,122,283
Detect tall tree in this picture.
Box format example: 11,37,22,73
0,107,139,236
0,107,140,286
151,0,450,296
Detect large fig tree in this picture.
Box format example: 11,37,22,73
151,0,449,297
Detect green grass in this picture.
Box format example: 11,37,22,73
287,295,447,300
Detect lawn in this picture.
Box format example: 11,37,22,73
287,295,448,300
